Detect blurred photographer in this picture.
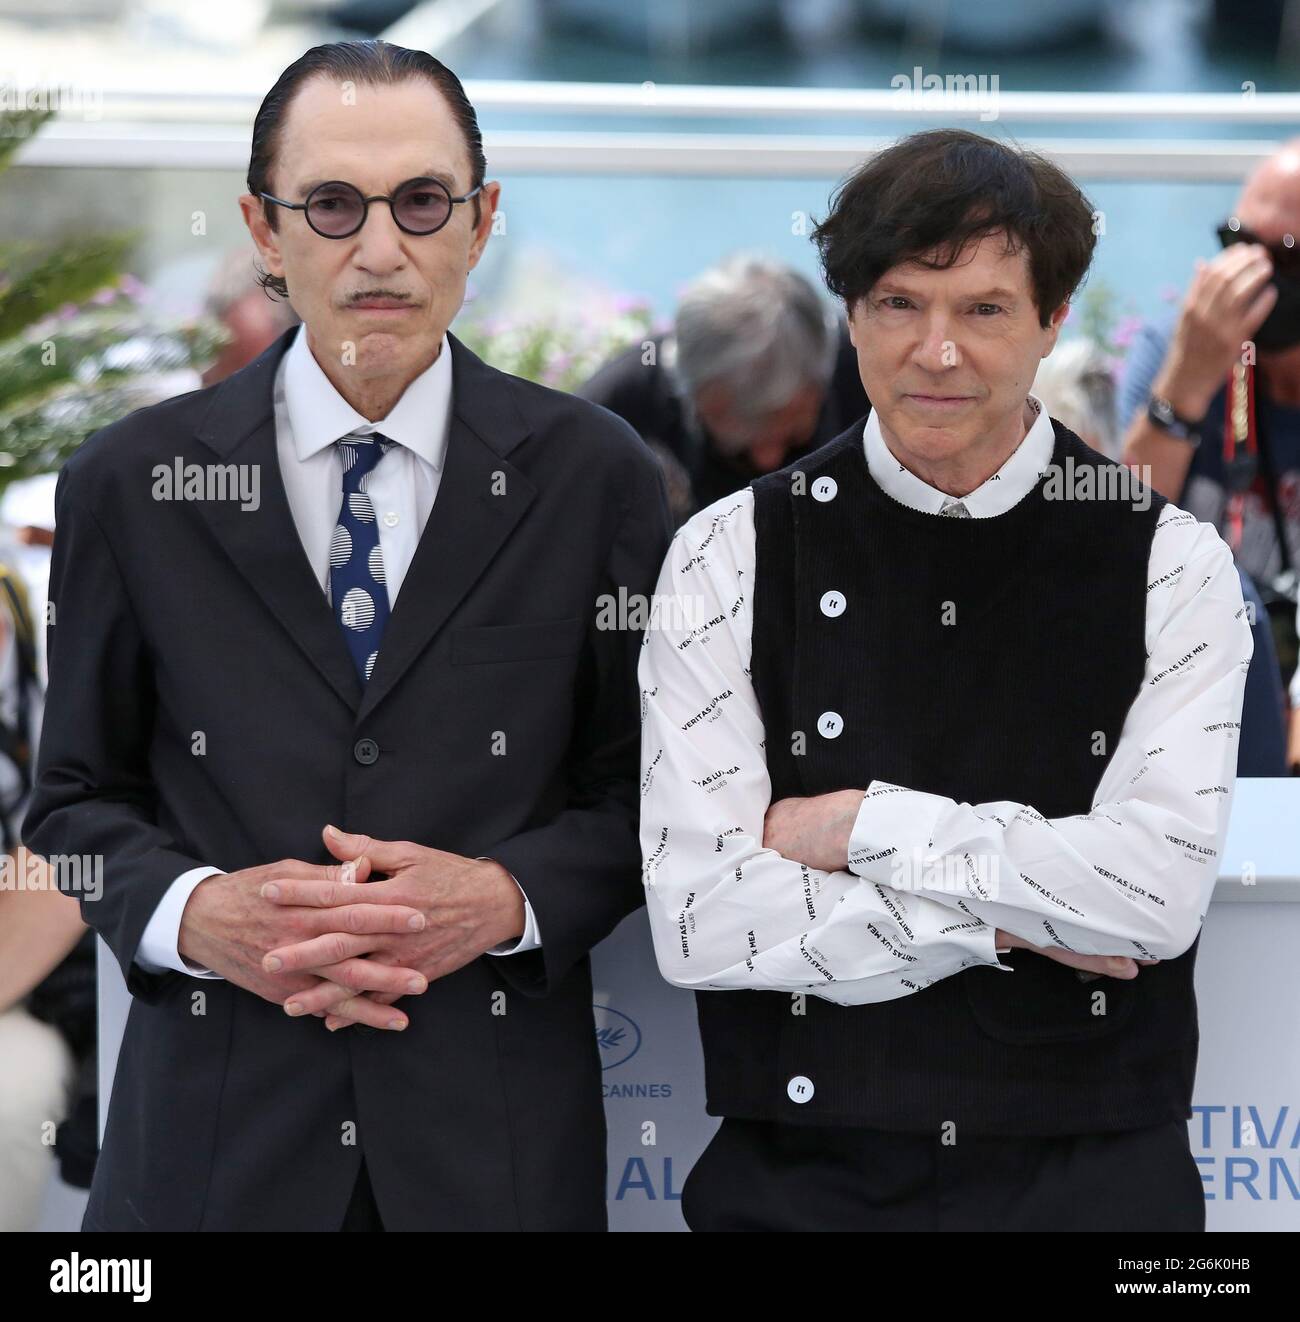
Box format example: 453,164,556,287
1120,142,1300,768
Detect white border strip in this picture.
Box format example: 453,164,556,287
38,83,1300,125
13,125,1285,180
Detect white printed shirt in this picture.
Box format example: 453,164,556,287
638,396,1253,1006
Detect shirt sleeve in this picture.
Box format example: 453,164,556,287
135,866,225,978
846,503,1253,961
1116,317,1170,433
638,492,1009,1007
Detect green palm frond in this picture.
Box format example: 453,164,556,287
0,234,138,340
0,106,55,171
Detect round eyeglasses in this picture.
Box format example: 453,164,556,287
260,177,483,239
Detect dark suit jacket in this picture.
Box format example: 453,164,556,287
23,326,672,1231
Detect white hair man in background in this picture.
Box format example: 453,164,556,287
1031,338,1119,457
581,253,869,520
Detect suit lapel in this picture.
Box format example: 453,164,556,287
192,327,362,711
356,334,536,723
190,329,536,723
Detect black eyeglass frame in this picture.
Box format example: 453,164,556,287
260,176,484,238
1216,215,1300,274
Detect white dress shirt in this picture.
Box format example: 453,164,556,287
137,326,539,977
639,393,1253,1005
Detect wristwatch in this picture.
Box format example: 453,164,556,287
1146,395,1203,447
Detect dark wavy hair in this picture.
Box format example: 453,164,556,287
247,39,486,300
812,129,1096,328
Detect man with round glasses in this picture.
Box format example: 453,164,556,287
25,39,671,1232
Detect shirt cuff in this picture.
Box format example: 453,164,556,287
477,860,542,955
846,780,949,886
849,783,1013,973
135,866,227,979
977,920,1015,972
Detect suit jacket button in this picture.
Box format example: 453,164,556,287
354,738,380,765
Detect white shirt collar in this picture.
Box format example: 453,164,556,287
863,393,1055,517
282,322,453,469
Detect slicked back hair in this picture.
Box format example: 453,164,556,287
247,39,485,299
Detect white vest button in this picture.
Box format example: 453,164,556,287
787,1075,815,1103
816,711,843,739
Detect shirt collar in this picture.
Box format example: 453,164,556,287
281,322,453,468
863,393,1055,517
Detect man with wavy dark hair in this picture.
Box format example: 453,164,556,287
640,129,1251,1231
26,39,671,1231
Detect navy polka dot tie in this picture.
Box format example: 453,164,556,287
330,432,395,682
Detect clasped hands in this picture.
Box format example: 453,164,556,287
762,791,1158,980
177,825,525,1031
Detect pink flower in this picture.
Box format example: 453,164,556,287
1112,315,1144,349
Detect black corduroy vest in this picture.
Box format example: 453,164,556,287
693,416,1202,1136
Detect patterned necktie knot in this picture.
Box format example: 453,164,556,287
338,433,395,486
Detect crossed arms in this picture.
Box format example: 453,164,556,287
637,493,1252,1005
